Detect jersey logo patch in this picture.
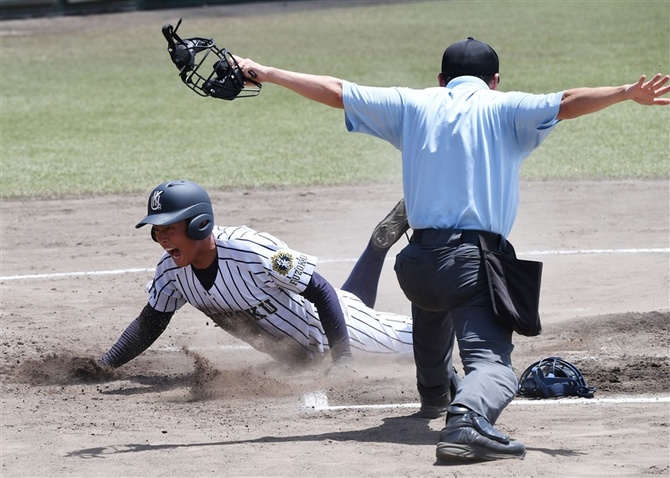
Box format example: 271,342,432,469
271,251,294,276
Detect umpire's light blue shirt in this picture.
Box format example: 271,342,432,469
342,76,562,237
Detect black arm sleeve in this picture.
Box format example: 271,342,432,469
99,303,174,368
300,272,352,362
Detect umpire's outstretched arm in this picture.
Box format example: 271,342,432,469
235,56,344,109
235,55,670,118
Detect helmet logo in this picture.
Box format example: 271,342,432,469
150,190,164,211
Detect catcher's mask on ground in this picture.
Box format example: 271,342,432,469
162,19,261,100
136,180,214,241
517,356,596,399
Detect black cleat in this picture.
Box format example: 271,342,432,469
436,406,526,462
418,368,460,419
419,395,450,419
371,199,409,250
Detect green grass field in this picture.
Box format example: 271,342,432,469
1,0,668,198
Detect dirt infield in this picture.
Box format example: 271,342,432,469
1,180,669,477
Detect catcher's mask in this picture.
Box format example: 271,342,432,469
136,180,214,241
162,19,261,100
517,356,596,399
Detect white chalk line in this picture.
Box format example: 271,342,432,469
157,347,670,409
1,247,668,281
302,391,670,412
0,268,154,281
523,247,669,256
158,348,670,408
162,345,670,361
160,345,252,352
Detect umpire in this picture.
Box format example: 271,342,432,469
236,38,670,462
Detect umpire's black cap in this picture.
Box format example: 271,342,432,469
441,37,499,77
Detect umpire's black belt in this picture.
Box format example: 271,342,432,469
411,228,510,254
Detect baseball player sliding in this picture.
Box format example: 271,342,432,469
99,180,420,373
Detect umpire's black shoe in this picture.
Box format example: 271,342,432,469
371,199,409,250
418,368,460,419
419,395,450,419
436,406,526,462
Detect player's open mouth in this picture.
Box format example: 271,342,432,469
166,247,181,259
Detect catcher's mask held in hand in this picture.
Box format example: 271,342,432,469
162,19,261,100
517,356,596,399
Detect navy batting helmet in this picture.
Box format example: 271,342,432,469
517,356,596,399
136,180,214,241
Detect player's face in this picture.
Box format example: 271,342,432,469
152,220,200,268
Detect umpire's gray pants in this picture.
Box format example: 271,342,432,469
394,230,518,425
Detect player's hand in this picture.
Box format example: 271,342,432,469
627,73,670,106
69,356,118,383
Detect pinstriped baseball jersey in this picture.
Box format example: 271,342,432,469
147,225,413,363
